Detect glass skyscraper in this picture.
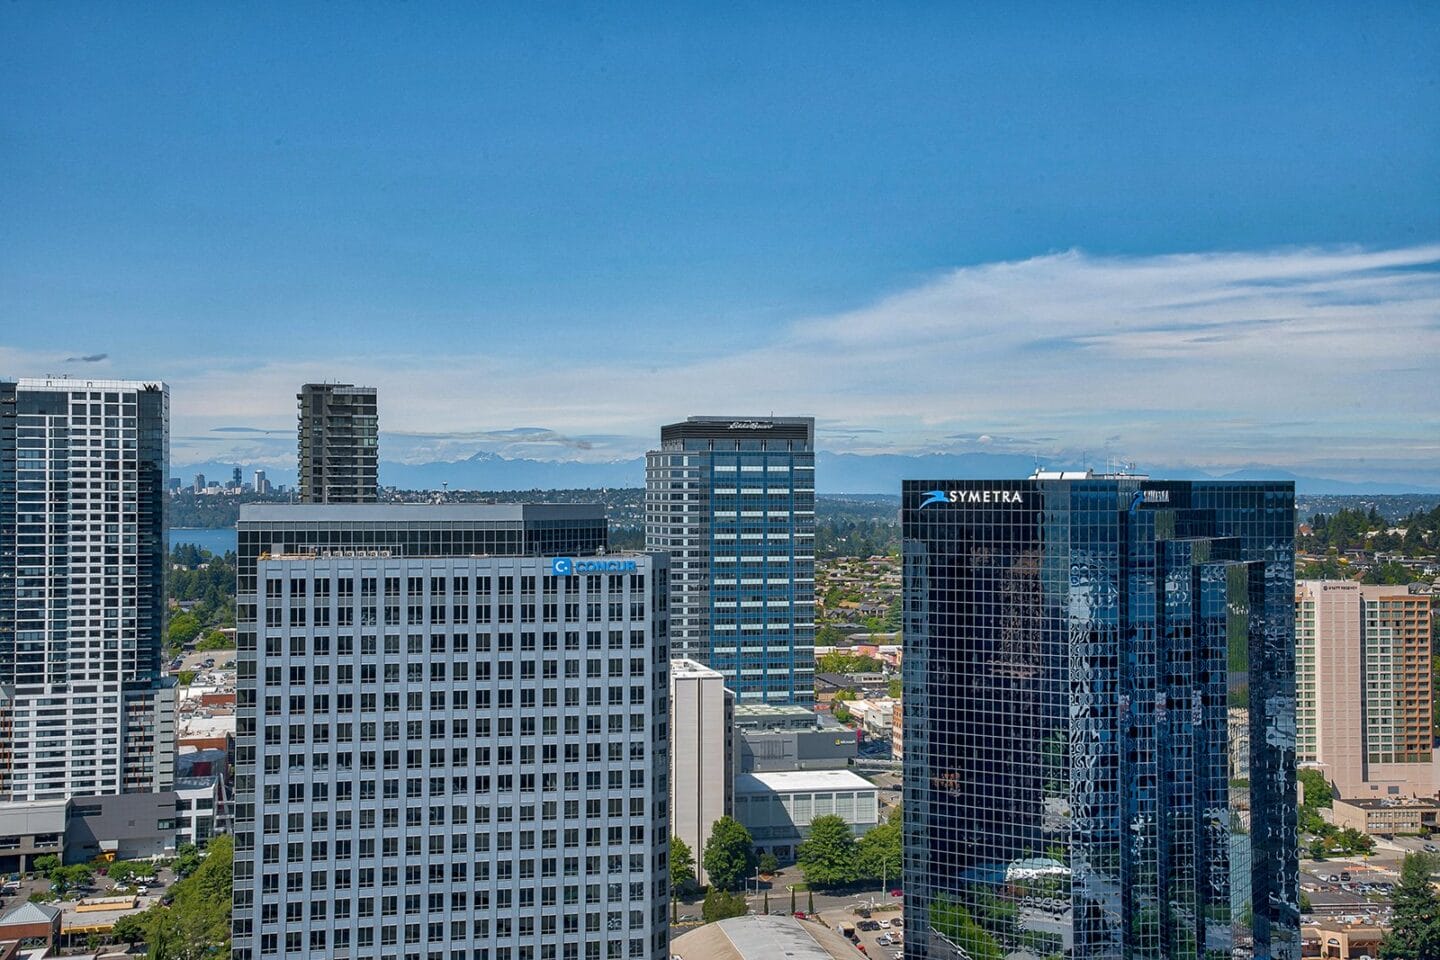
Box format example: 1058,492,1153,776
901,475,1297,960
646,416,815,704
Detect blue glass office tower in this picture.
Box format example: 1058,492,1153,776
646,417,815,704
901,475,1297,960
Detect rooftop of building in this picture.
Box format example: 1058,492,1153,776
0,901,60,925
239,502,606,524
1334,795,1440,810
733,704,817,719
9,377,165,392
174,775,221,793
734,769,876,794
670,915,856,960
671,658,726,680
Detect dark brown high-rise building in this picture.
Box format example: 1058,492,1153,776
296,383,378,503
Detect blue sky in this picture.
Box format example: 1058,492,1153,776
2,3,1438,484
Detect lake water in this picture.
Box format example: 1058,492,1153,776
170,527,238,556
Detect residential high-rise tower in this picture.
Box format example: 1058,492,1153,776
0,378,175,802
297,383,378,503
901,475,1298,960
1296,581,1436,799
645,416,815,704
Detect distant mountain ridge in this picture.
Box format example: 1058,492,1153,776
172,451,1440,495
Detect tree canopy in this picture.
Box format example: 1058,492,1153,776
797,815,859,889
125,834,233,960
670,835,696,893
703,817,757,892
1382,852,1440,960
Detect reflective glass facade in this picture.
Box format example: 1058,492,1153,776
646,417,815,704
902,478,1297,960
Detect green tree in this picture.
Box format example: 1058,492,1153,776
111,913,149,945
797,815,859,889
32,854,59,876
1297,769,1333,809
174,843,202,880
887,677,902,699
195,630,234,651
1382,852,1440,960
758,852,779,875
132,834,233,960
703,817,757,892
858,811,902,885
670,836,696,893
167,612,203,647
833,705,853,725
48,863,93,897
701,888,749,923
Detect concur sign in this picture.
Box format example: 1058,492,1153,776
551,557,639,576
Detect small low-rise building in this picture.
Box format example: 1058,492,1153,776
1329,795,1440,835
174,775,227,848
733,769,879,862
671,914,858,960
64,792,178,864
733,704,855,774
0,799,67,873
1302,921,1386,959
0,902,61,950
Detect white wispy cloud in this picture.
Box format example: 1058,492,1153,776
5,244,1437,483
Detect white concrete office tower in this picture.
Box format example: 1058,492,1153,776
1297,580,1437,799
669,659,732,886
645,417,816,705
297,383,378,504
0,378,175,802
230,503,671,960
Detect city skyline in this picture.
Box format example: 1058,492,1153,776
3,5,1438,486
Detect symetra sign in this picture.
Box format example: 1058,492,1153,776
551,558,639,576
919,489,1024,508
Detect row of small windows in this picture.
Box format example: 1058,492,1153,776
265,574,642,599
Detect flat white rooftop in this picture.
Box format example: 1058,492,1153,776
671,658,725,680
734,769,876,794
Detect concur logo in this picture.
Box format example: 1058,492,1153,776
919,489,1023,508
551,558,639,575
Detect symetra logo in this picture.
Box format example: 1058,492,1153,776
551,558,639,575
919,489,1024,508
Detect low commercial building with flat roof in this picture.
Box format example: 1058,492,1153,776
0,799,67,873
671,915,859,960
733,769,879,862
733,704,856,775
1329,795,1440,835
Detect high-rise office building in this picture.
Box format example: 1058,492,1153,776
253,470,270,496
902,475,1298,960
669,659,732,886
645,417,815,704
0,378,175,802
230,504,671,960
297,383,378,504
1296,581,1436,799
